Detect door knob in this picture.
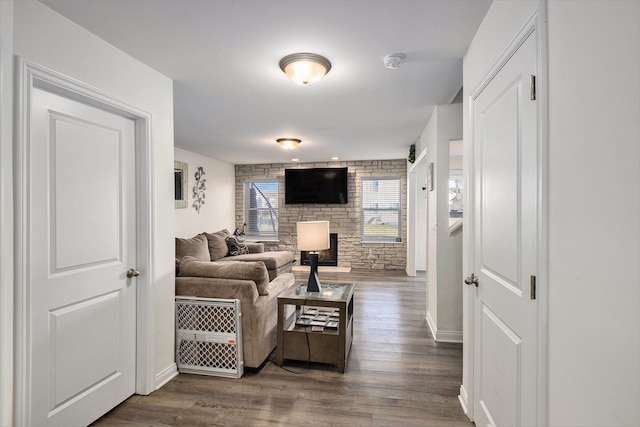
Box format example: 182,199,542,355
464,273,478,287
126,268,140,278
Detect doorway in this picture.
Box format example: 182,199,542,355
14,59,156,426
463,13,546,425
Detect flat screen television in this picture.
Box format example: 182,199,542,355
285,167,348,204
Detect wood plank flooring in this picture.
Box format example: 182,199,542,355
92,270,471,426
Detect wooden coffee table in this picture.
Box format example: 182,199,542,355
276,282,354,373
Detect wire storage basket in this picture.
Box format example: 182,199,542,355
175,297,243,378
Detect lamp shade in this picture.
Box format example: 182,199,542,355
296,221,330,251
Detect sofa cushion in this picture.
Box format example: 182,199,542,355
220,251,294,271
226,235,249,256
204,229,231,261
179,256,271,295
246,242,264,253
175,234,210,262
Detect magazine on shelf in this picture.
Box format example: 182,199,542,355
309,320,326,326
295,306,340,329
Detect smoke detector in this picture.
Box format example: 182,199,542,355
383,53,407,70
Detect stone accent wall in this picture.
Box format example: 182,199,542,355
235,160,407,271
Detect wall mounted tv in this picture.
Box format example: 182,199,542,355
285,167,348,204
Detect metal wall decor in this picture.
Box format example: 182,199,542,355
192,166,206,213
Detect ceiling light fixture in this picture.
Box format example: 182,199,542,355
277,138,301,149
279,53,332,85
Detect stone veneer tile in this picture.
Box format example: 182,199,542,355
235,160,407,271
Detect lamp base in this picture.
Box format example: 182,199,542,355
306,252,321,292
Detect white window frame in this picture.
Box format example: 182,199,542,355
361,176,402,243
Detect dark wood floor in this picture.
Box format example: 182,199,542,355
93,270,472,426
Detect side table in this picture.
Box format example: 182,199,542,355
276,283,354,373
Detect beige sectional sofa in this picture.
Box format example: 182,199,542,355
175,229,295,280
176,256,294,368
174,230,296,368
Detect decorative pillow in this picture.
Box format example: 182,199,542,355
175,234,210,262
204,229,231,261
179,257,270,295
226,235,249,256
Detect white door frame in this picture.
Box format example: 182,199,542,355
13,58,157,425
407,147,427,276
461,5,549,425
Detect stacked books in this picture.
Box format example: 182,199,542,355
295,307,340,332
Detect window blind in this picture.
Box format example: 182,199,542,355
361,177,401,242
244,181,279,239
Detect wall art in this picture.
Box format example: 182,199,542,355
192,166,206,213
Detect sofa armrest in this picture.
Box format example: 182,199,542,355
266,272,295,296
246,242,264,253
175,276,260,305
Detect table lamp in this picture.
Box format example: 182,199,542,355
297,221,330,292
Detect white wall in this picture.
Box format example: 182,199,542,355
423,103,463,341
463,1,640,425
435,103,463,336
407,150,428,276
174,147,235,238
547,1,640,425
12,0,176,406
0,2,15,425
423,110,439,327
415,157,427,271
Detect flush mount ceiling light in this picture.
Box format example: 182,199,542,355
277,138,301,149
279,53,332,85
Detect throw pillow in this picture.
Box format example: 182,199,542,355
179,257,270,295
204,229,231,261
175,234,210,262
226,235,249,256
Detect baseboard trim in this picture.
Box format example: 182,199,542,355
435,330,463,343
155,363,178,390
426,311,437,339
458,385,469,417
426,311,463,343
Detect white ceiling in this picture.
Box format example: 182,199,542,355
40,0,492,165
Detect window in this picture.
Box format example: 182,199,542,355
244,181,279,240
449,176,463,218
361,177,401,242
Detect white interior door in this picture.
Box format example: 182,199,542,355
27,84,137,426
471,31,538,426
